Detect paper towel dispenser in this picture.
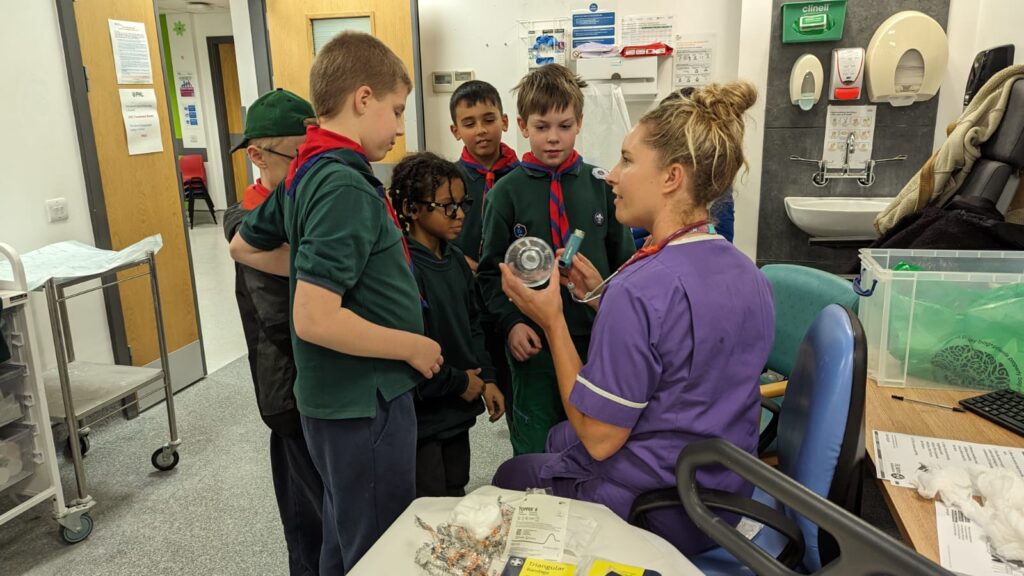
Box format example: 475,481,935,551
574,57,659,100
865,11,948,107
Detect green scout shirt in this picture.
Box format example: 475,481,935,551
452,164,513,262
478,160,635,339
239,149,423,420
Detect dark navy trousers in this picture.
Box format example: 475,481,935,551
301,391,416,574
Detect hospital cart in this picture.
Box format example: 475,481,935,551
0,243,92,543
38,246,181,538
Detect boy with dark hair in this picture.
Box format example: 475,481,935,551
449,80,518,430
223,88,322,576
477,64,634,455
229,32,443,573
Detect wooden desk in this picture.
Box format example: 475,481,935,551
864,378,1024,563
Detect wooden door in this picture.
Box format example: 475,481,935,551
73,0,199,365
215,42,249,204
264,0,414,164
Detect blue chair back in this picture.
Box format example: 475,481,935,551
762,265,859,378
776,304,866,570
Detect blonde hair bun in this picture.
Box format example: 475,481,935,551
689,81,758,123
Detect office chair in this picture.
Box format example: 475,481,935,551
675,438,953,576
758,265,859,454
630,305,867,573
179,155,217,228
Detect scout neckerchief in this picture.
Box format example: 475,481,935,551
241,179,271,210
285,127,424,306
458,143,519,210
571,220,715,304
520,150,583,248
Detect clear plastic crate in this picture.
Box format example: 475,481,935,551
857,249,1024,391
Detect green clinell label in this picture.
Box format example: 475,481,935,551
799,13,828,31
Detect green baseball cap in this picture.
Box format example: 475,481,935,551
231,88,315,152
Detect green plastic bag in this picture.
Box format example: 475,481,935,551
887,282,1024,391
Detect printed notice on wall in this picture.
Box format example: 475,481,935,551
621,14,674,47
822,105,876,170
109,19,153,84
119,89,163,155
936,502,1024,576
673,34,714,89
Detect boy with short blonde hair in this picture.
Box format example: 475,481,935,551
230,32,442,572
478,64,634,456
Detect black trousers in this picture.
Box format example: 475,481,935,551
415,431,472,498
270,429,324,576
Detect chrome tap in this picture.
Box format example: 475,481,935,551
842,132,856,175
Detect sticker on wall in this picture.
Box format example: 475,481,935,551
173,20,187,37
178,75,195,98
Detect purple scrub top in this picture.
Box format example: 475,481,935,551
540,235,775,554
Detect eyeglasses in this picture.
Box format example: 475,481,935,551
414,198,474,219
259,146,296,161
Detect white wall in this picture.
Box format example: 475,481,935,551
161,10,235,209
934,0,1024,150
0,2,114,370
418,0,743,161
228,0,260,108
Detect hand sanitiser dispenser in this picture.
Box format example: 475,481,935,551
829,47,864,101
790,54,824,110
866,11,948,107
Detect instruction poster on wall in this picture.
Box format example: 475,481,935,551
674,34,715,89
823,105,876,170
175,71,205,148
109,19,153,85
119,89,164,155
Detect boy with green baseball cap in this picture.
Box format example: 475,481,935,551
223,88,322,575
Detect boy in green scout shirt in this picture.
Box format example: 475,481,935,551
477,64,634,456
449,80,519,432
229,32,443,573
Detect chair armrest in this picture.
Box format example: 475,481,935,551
760,380,788,398
759,397,781,455
676,438,955,576
627,486,805,569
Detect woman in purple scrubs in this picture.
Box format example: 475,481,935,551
493,81,775,555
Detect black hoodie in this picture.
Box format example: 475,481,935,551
408,237,494,440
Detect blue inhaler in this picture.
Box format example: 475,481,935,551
558,229,586,270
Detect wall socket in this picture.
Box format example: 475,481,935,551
46,198,69,223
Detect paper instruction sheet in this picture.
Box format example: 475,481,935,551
673,34,714,89
108,19,153,84
873,430,1024,488
119,89,164,155
937,502,1024,576
503,493,570,561
621,14,674,46
822,105,876,170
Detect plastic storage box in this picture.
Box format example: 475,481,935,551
857,249,1024,391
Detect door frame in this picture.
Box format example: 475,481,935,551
54,0,207,374
207,35,240,207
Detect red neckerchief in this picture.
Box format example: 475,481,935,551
623,220,712,271
284,126,413,274
241,179,272,210
520,150,582,248
458,143,519,208
284,126,366,193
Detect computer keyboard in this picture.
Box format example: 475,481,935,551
960,389,1024,437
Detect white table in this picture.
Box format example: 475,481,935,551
351,485,703,575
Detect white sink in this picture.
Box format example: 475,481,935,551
784,197,892,238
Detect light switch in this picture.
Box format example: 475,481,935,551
46,198,69,223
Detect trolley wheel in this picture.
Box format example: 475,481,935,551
60,513,93,544
64,434,90,459
151,448,179,471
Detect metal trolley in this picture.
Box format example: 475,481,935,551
0,243,89,544
38,250,182,541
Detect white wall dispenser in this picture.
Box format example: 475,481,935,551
830,47,865,101
574,57,659,101
866,11,949,107
790,54,824,110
